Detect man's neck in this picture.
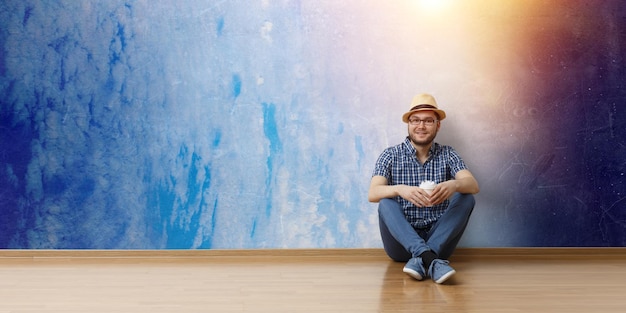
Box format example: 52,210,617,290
411,142,432,163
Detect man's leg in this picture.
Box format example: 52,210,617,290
378,214,411,262
426,193,476,260
377,198,431,260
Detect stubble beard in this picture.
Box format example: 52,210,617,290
408,130,437,147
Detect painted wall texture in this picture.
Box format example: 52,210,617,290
1,0,625,249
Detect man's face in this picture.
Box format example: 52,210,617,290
407,111,440,147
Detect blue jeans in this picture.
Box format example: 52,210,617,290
377,193,475,262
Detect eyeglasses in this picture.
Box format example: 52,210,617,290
408,118,438,126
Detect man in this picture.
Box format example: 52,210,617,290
368,93,479,284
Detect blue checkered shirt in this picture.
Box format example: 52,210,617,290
372,137,468,229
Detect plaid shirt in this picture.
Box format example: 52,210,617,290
372,137,468,229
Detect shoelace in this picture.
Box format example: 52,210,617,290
428,259,450,277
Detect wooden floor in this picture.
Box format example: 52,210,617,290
1,248,625,312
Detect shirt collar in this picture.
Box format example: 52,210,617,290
403,137,439,157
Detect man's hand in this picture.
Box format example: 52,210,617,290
428,181,456,205
370,176,432,206
397,185,434,207
429,170,480,205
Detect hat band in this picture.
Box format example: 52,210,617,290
410,104,437,111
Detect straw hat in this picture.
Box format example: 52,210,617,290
401,93,447,123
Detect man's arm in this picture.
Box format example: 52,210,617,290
452,169,480,194
369,169,480,206
368,175,433,207
368,175,395,203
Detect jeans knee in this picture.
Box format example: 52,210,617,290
452,193,475,205
377,198,399,214
446,193,475,218
462,193,476,207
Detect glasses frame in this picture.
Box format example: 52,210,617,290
407,118,439,126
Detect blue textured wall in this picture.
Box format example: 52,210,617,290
1,0,625,249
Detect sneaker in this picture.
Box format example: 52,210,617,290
402,257,427,280
429,259,456,284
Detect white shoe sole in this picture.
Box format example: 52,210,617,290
434,269,456,284
402,267,424,280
